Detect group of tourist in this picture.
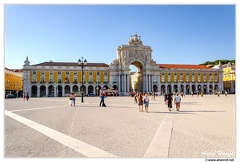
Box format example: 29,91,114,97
23,92,30,101
69,91,182,112
69,92,107,107
164,93,181,111
133,92,182,113
134,93,150,113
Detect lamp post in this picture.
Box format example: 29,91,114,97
78,57,87,103
96,75,99,96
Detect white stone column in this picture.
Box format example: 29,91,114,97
86,85,88,94
54,85,57,97
46,86,48,97
37,85,40,97
62,85,65,96
118,74,121,93
158,76,161,92
145,74,148,92
127,74,130,92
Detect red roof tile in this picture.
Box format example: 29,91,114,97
159,64,210,69
5,67,24,72
33,62,109,67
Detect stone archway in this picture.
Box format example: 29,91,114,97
88,85,94,94
48,85,54,97
110,32,159,95
161,85,166,93
31,85,37,97
65,85,70,94
40,85,46,97
153,85,158,92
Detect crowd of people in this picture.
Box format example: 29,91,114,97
64,90,229,112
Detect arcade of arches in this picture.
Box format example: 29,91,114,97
23,33,223,97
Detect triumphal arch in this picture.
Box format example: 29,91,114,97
109,33,160,95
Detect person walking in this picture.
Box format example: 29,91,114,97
23,93,26,101
167,93,173,112
70,93,76,106
134,93,138,103
143,93,150,113
225,90,228,97
201,91,204,97
26,93,29,101
164,93,168,105
69,93,74,106
99,93,106,107
138,93,143,112
174,93,181,111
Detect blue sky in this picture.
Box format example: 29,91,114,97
4,4,235,69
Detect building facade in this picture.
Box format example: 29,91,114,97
22,33,224,97
222,62,235,93
5,68,23,96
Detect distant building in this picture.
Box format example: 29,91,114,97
222,62,235,93
22,33,224,97
5,67,23,96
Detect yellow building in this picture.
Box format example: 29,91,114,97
5,68,23,96
22,33,223,97
22,57,110,97
223,63,235,93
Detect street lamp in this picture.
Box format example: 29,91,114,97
96,75,99,96
78,57,87,103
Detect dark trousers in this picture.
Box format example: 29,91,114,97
99,100,105,106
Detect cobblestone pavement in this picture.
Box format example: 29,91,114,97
4,94,236,159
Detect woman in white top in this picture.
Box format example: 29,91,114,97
174,93,181,111
143,93,150,113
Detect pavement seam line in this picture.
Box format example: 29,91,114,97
5,110,118,158
143,112,174,157
10,105,69,112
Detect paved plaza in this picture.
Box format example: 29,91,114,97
4,94,235,158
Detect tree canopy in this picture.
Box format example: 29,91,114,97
199,60,235,67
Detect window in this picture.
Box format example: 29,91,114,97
58,76,61,83
104,76,108,82
58,71,61,75
161,73,165,82
174,72,177,82
74,76,77,82
32,71,36,75
32,76,36,82
96,75,100,82
113,76,117,83
153,77,157,83
89,75,93,82
74,72,77,75
41,71,44,75
50,71,53,75
192,73,195,82
168,72,171,82
89,72,92,75
97,72,100,75
104,72,108,75
41,76,44,82
50,76,53,82
66,71,69,75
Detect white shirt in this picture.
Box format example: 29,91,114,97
175,95,181,102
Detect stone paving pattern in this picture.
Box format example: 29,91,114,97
5,94,235,158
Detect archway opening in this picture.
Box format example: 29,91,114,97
129,61,143,93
